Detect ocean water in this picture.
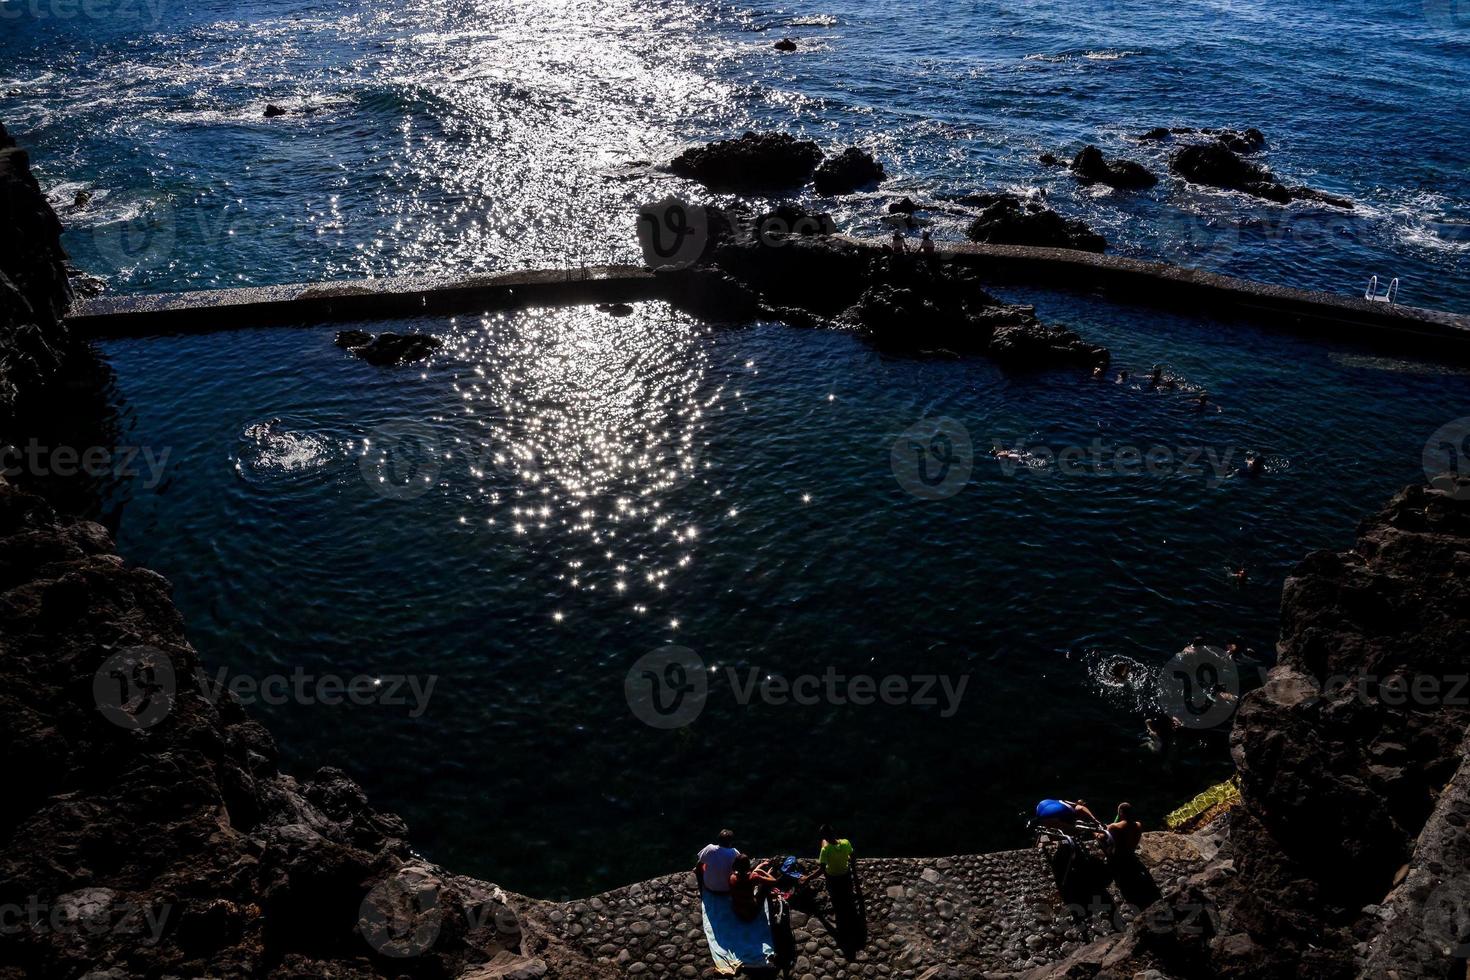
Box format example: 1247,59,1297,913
5,0,1470,897
3,0,1468,307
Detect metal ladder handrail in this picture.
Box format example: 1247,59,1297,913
1365,275,1400,304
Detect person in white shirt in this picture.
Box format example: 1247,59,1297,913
695,829,739,893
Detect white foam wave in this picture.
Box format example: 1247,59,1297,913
235,418,339,485
787,14,837,27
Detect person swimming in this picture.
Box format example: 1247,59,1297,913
1244,454,1264,476
1196,393,1209,412
1116,369,1130,384
1149,364,1163,387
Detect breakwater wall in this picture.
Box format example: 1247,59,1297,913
67,242,1470,354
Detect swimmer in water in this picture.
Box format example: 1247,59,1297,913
1245,454,1264,476
1231,566,1247,586
1093,364,1105,379
1196,393,1209,412
1116,369,1130,384
1149,364,1163,387
1109,660,1132,684
990,446,1025,462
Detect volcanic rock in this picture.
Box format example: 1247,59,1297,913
964,194,1106,252
1069,144,1157,190
813,146,885,195
336,330,442,365
668,131,823,190
1170,141,1291,203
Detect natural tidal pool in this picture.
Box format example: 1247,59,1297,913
99,294,1470,897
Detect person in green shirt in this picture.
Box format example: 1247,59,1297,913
818,828,854,877
812,824,862,949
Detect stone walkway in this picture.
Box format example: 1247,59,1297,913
520,834,1203,978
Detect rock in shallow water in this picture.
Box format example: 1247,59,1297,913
335,329,442,365
1170,141,1291,202
1169,140,1351,208
1069,144,1157,190
813,146,885,195
1136,125,1266,155
667,131,823,190
964,194,1106,252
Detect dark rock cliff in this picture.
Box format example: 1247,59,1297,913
1017,482,1470,980
0,120,78,439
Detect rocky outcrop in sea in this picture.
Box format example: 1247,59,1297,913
667,132,824,191
962,193,1108,252
656,206,1109,365
1170,140,1353,209
1069,145,1157,191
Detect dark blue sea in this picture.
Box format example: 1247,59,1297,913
4,0,1470,896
